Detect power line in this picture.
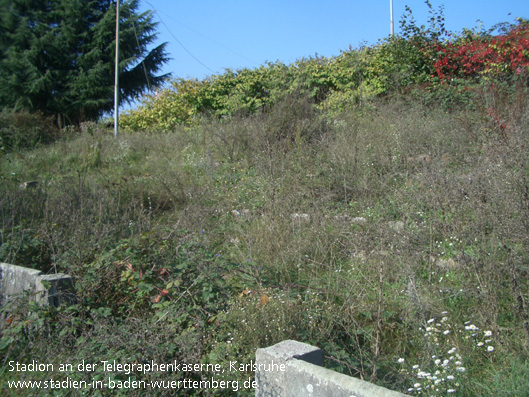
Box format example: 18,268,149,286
146,2,258,66
131,17,152,91
145,2,215,74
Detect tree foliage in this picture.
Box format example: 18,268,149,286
0,0,169,124
121,2,529,132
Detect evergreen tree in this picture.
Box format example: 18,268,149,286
0,0,169,124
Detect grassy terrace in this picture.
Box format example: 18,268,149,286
1,85,529,395
2,10,529,394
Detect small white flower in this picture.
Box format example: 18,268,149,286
484,330,492,336
477,342,484,347
487,346,495,352
448,389,456,393
413,365,419,369
398,358,405,363
447,375,455,380
435,359,441,365
428,318,435,323
444,330,450,335
457,367,466,372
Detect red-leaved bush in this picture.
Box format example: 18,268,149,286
432,24,529,82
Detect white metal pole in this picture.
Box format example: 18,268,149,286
390,0,394,36
114,0,120,138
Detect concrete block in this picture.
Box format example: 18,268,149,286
0,263,75,307
36,273,76,306
255,340,406,397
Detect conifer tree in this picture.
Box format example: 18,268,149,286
0,0,169,124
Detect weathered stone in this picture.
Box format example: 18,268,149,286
332,215,352,222
255,340,406,397
231,209,251,218
351,216,368,225
290,213,310,222
18,180,39,190
387,221,405,232
434,257,458,270
0,263,75,307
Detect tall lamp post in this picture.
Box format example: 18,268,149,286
114,0,120,138
390,0,394,36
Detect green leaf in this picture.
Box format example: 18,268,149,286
0,337,14,350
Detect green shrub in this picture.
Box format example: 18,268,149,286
0,226,52,272
0,110,58,154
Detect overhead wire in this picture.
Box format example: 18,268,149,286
145,2,258,66
130,16,152,91
145,1,215,74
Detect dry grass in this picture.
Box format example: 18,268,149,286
1,86,529,395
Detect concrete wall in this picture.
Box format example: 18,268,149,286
0,262,75,307
255,340,406,397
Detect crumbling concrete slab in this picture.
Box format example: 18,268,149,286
255,340,406,397
0,262,75,307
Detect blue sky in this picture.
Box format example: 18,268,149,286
137,0,527,83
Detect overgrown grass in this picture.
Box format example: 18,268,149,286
1,84,529,395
